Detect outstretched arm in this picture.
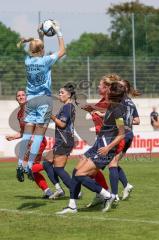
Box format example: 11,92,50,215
51,20,65,59
37,23,44,42
6,132,22,141
81,104,106,113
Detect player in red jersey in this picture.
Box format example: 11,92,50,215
6,90,54,198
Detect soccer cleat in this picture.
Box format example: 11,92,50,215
49,189,65,199
122,183,134,200
114,194,120,202
56,207,77,215
42,194,50,199
42,188,54,199
16,166,24,182
86,194,104,208
102,197,115,212
27,168,35,181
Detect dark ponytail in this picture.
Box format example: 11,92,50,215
121,79,141,97
63,83,79,106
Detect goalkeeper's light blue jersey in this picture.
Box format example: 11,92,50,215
25,53,58,100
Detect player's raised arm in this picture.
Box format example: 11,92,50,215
51,20,65,59
37,23,44,42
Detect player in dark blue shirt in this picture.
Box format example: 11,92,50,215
108,79,140,202
42,83,78,199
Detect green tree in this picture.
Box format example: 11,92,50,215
107,0,159,56
66,33,112,57
0,21,26,97
0,22,25,59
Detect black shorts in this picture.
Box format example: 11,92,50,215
85,149,115,170
84,136,116,170
53,143,74,156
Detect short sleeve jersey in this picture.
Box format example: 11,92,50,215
55,103,75,147
121,95,139,130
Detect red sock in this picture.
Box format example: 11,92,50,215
32,163,48,191
32,163,44,173
33,172,48,190
94,170,109,190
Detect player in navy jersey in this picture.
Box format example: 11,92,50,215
57,82,126,214
86,77,140,209
81,74,121,207
111,79,140,200
16,21,65,180
97,79,140,211
32,83,78,199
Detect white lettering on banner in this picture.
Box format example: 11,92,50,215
1,132,159,157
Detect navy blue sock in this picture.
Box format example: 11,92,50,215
75,175,102,193
109,167,119,195
54,167,71,189
43,161,59,185
118,166,128,188
70,168,81,199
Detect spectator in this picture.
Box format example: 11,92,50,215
150,107,159,130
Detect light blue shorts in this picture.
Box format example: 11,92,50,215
24,95,53,124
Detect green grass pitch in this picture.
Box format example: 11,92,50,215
0,157,159,240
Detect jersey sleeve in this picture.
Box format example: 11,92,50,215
133,106,139,118
44,53,58,67
59,104,74,123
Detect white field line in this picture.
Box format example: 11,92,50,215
0,208,159,225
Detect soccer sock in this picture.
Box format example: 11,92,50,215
44,188,53,197
55,183,62,191
68,199,77,209
43,160,59,185
27,134,44,168
32,163,44,173
33,172,48,191
75,175,102,194
94,170,109,190
18,159,23,166
100,188,111,199
54,167,71,189
70,168,81,199
109,167,119,195
118,166,128,188
18,133,32,165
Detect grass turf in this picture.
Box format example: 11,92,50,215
0,157,159,240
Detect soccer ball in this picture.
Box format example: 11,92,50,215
42,20,56,37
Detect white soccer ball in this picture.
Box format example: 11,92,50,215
42,20,56,37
